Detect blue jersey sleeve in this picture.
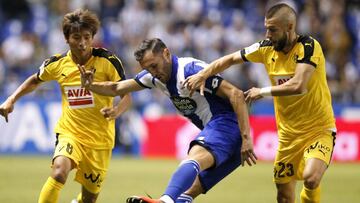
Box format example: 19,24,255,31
184,61,223,95
134,70,155,89
204,75,223,94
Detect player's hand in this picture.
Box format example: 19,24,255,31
100,106,119,120
77,64,95,88
182,73,206,97
244,87,263,105
0,98,15,123
240,135,257,167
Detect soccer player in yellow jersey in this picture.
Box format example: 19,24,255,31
183,3,336,203
0,9,131,203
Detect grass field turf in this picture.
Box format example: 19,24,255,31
0,156,359,203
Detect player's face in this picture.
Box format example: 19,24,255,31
66,29,94,60
264,18,288,51
139,49,172,83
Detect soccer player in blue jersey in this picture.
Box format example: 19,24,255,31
78,38,257,203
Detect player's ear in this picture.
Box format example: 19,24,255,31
287,22,294,32
163,48,171,61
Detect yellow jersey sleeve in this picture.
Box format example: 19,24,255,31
240,40,272,63
91,48,126,82
106,54,126,82
296,36,321,68
37,54,65,81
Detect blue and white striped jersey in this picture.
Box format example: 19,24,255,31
134,55,235,129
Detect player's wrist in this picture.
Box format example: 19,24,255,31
260,86,272,96
199,69,211,79
84,83,93,90
198,70,207,80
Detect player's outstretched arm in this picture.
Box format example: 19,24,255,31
270,63,314,96
183,51,244,96
0,74,42,122
78,64,145,97
216,80,257,166
87,79,144,97
244,63,315,104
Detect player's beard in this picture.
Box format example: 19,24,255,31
274,33,287,51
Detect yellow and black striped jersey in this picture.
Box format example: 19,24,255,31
241,35,335,139
37,47,126,149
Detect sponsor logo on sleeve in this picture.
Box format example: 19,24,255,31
244,43,260,55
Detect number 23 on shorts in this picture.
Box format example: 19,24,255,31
274,162,294,178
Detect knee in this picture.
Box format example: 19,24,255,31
51,163,71,183
303,165,324,189
303,172,321,189
303,158,327,189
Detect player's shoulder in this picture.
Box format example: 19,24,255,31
178,56,203,63
297,35,324,58
92,47,116,58
259,39,273,47
178,57,207,67
92,47,125,72
178,57,207,77
297,35,321,48
244,39,273,49
43,52,67,67
92,47,123,64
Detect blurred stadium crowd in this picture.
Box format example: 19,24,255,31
0,0,359,113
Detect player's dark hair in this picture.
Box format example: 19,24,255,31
134,38,167,62
62,9,100,39
266,3,297,19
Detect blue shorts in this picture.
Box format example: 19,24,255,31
189,113,242,193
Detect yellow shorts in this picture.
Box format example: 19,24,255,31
273,130,336,184
53,134,112,193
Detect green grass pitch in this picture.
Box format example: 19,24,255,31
0,156,359,203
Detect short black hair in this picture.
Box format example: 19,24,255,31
62,9,100,39
266,3,297,19
134,38,167,61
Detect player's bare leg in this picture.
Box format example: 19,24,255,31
187,145,215,170
51,156,74,183
300,158,327,203
303,158,327,189
182,176,204,199
38,156,75,203
276,180,296,203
